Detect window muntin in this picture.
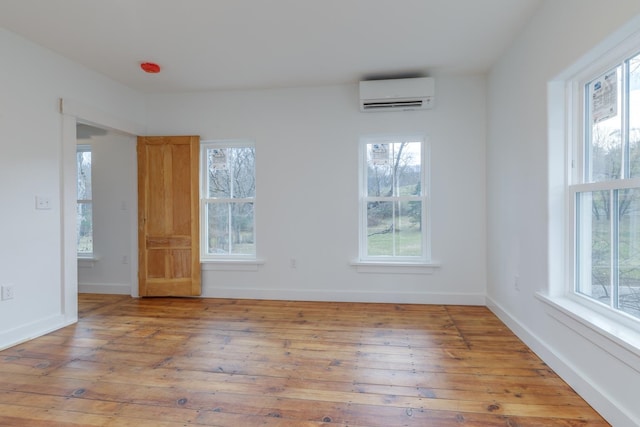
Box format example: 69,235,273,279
572,50,640,321
360,138,428,262
76,145,93,256
201,141,255,258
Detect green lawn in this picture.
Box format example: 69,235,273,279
367,223,422,256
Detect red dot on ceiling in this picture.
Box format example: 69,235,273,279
140,62,161,73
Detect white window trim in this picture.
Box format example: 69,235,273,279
357,135,433,266
201,258,265,271
200,139,257,261
545,18,640,358
78,254,100,268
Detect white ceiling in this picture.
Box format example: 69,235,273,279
0,0,541,93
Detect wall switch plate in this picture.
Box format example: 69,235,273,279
1,285,15,300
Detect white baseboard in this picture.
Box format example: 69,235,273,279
79,283,131,295
486,296,637,427
201,286,486,305
0,314,77,351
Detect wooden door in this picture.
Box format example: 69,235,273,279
137,135,201,296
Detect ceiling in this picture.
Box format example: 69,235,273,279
0,0,541,93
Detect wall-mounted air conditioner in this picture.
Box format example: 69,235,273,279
359,77,435,112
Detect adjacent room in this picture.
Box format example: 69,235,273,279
0,1,639,425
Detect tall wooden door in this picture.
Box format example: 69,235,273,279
137,135,201,296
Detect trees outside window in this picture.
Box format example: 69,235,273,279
77,145,93,255
360,138,428,262
201,141,255,258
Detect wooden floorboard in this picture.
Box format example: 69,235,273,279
0,294,609,426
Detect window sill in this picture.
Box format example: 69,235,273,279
536,292,640,373
78,255,99,268
201,259,265,272
350,260,441,274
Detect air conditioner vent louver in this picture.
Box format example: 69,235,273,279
359,77,434,112
362,100,427,111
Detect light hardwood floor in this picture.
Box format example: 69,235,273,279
0,294,608,426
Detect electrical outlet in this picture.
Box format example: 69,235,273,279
1,285,15,300
514,275,520,291
35,196,52,210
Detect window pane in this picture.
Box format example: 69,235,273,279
205,202,255,255
367,201,393,256
77,150,92,200
366,200,423,257
230,202,255,255
77,202,93,254
206,202,230,254
396,142,422,195
617,188,640,318
576,191,611,305
367,142,422,197
396,201,423,256
367,144,393,197
586,67,622,182
629,54,640,178
231,147,256,198
206,147,256,198
207,148,230,198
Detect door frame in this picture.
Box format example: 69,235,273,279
60,99,145,319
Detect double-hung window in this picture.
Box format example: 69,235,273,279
359,137,429,262
201,141,256,259
570,47,640,322
76,144,93,256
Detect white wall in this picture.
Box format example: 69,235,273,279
0,27,145,349
487,1,640,425
77,130,137,295
145,76,487,304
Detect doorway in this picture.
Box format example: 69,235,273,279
61,99,143,317
75,123,137,295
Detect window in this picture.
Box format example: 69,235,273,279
570,48,640,322
76,145,93,256
359,137,429,262
201,141,256,259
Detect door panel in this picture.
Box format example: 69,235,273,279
137,135,201,296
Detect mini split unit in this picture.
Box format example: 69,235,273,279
359,77,435,112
